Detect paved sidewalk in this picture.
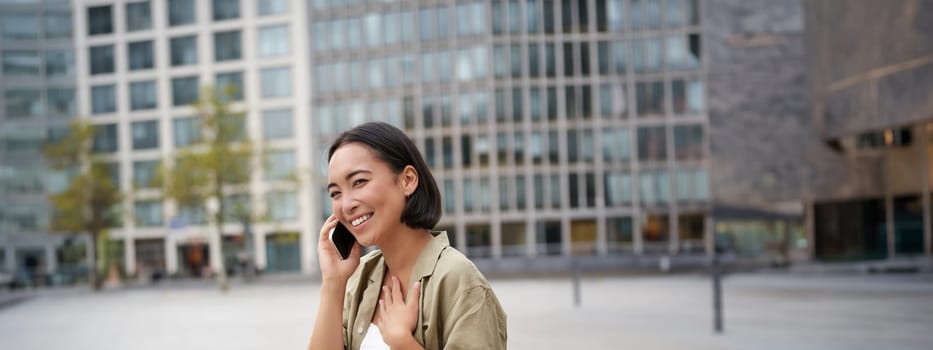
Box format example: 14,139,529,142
0,273,931,349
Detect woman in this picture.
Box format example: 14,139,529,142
309,122,507,350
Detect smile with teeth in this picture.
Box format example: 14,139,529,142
351,213,373,227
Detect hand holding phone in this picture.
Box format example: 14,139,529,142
329,222,357,260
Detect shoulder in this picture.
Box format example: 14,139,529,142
430,246,490,290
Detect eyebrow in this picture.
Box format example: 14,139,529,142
326,169,372,191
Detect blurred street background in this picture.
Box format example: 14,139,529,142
2,0,933,348
2,272,933,350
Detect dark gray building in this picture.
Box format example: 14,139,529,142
803,0,933,261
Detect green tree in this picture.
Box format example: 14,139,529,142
43,120,123,290
161,86,252,291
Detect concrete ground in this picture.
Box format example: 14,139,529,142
1,272,932,350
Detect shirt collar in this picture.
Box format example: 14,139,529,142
408,230,449,286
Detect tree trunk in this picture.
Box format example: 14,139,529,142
212,212,229,292
88,231,102,290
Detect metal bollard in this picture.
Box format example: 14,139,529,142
572,259,581,308
712,249,723,333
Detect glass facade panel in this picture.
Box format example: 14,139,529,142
92,123,118,153
215,71,244,102
126,1,152,31
2,51,39,77
47,87,76,117
637,126,666,161
91,84,116,114
4,90,42,118
129,80,157,110
87,5,112,35
674,124,704,160
173,117,200,147
170,36,198,66
171,76,199,106
212,0,239,21
89,45,114,75
258,25,289,57
44,11,72,39
263,109,292,140
128,41,154,71
45,50,75,77
261,67,291,98
214,30,242,62
1,13,38,40
131,120,159,149
168,0,195,26
265,150,295,181
135,200,163,227
258,0,288,16
133,160,160,188
267,192,297,220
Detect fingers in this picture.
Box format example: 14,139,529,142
391,276,404,303
406,281,421,311
318,214,338,243
382,285,393,305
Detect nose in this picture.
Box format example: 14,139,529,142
338,192,359,218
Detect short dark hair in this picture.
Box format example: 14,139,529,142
328,122,442,229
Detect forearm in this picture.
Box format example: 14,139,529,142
308,282,347,350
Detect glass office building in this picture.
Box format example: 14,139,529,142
309,0,710,267
0,0,80,283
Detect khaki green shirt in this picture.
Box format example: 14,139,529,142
342,231,507,350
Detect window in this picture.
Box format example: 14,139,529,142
633,38,662,72
44,11,72,39
602,127,631,162
214,30,241,62
674,125,704,160
47,88,76,117
1,13,39,40
261,67,291,98
132,120,159,149
212,0,239,21
365,13,382,47
419,6,447,41
170,36,198,66
134,200,163,227
267,192,297,220
173,117,200,146
128,41,154,71
45,50,75,77
91,85,116,114
265,150,295,181
258,0,288,16
129,80,157,110
92,123,118,153
263,109,292,139
605,172,633,206
635,81,664,116
168,0,195,26
133,160,160,188
639,170,670,207
667,34,701,70
126,1,152,31
637,126,666,161
215,71,243,102
4,90,42,118
171,76,199,106
2,51,39,77
671,79,706,114
89,45,114,75
258,25,289,57
87,5,112,35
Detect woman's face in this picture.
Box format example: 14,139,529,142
327,143,410,246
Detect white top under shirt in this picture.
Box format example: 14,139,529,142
359,323,390,350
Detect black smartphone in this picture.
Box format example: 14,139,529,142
329,222,357,260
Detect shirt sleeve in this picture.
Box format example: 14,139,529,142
441,285,508,350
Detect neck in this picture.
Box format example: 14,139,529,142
379,224,432,290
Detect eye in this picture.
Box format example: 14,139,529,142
328,191,340,199
352,178,368,187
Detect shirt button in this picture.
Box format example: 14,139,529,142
357,327,363,334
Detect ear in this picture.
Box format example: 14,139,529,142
399,165,419,196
